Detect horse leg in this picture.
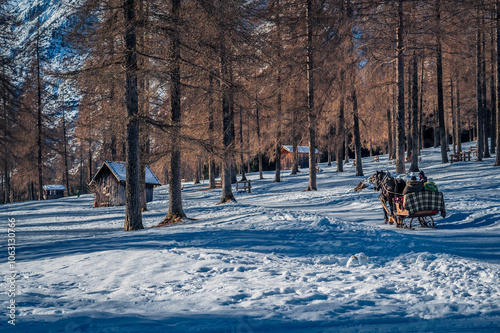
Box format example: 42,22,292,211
388,194,395,224
381,195,389,224
383,203,388,224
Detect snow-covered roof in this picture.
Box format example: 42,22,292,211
43,185,66,191
282,145,320,154
94,161,161,186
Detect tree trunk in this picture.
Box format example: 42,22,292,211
79,145,84,194
123,0,143,230
2,62,10,203
482,24,491,158
327,124,333,166
274,1,282,182
219,19,236,204
88,140,93,182
140,162,147,211
496,0,500,166
352,88,363,176
451,79,456,154
62,92,70,196
291,141,299,174
255,89,263,179
419,57,424,151
477,19,484,161
410,53,419,172
387,107,392,158
434,107,440,148
36,16,43,200
208,73,216,188
436,1,448,163
491,22,497,154
407,62,413,159
337,71,345,172
239,106,246,181
456,76,462,153
305,0,316,191
291,95,299,175
395,0,406,174
165,0,186,219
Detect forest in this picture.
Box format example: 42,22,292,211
1,0,499,230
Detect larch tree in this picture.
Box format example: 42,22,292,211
164,0,187,221
395,0,406,174
409,53,420,172
123,0,143,230
305,0,317,191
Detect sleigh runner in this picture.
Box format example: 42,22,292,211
380,191,446,229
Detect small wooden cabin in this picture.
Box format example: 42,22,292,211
281,145,321,170
43,185,66,200
90,161,161,207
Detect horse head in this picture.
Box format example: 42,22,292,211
374,170,386,191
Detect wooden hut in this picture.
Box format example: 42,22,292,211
43,185,66,200
90,161,161,207
280,145,321,170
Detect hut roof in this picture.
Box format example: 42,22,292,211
43,185,66,191
282,145,320,154
92,161,161,186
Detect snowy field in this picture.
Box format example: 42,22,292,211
1,142,500,332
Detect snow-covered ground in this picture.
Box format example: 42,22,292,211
1,142,500,332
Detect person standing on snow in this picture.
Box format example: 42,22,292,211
418,170,427,183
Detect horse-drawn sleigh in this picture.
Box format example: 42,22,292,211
372,171,446,229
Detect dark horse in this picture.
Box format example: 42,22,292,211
373,171,406,224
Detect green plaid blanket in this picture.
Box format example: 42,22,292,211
403,191,446,218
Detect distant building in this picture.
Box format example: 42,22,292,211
280,145,321,170
90,161,161,207
43,185,66,200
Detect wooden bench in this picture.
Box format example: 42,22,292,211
469,146,478,156
214,180,222,188
236,180,251,193
460,151,471,161
450,153,462,163
372,155,379,162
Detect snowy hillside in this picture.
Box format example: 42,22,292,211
1,141,500,332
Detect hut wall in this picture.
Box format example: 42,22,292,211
95,170,122,206
43,190,64,200
93,164,157,207
146,185,154,202
281,153,293,170
118,182,126,206
280,153,311,170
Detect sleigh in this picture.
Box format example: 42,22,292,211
379,191,446,229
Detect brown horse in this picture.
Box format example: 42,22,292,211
373,171,406,224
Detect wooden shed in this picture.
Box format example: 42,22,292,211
280,145,321,170
43,185,66,200
90,161,161,207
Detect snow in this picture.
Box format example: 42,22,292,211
96,161,162,185
1,141,500,332
282,145,320,154
41,185,66,191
